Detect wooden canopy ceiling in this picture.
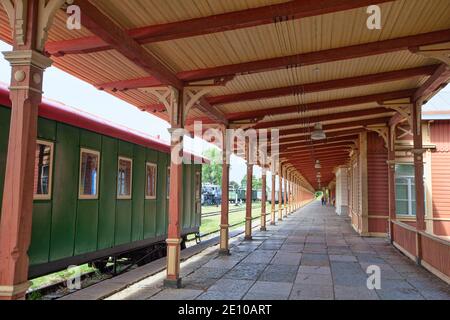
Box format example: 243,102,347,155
1,0,450,189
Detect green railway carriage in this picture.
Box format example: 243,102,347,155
0,86,202,278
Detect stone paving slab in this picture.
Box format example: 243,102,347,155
103,201,450,300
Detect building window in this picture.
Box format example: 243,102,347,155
33,140,54,200
79,148,100,199
166,167,170,199
117,157,133,199
145,162,157,199
395,164,426,216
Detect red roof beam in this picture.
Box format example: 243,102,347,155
226,89,415,121
45,0,394,56
207,65,437,106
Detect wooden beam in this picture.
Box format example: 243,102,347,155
45,0,393,56
195,97,229,125
73,0,183,89
177,29,450,82
279,129,363,145
278,117,390,136
413,64,450,102
207,65,437,106
226,89,415,121
280,139,358,152
254,108,392,129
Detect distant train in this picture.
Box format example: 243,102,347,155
0,86,203,278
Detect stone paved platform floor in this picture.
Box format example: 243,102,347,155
107,201,450,300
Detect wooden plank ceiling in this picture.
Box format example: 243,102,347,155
1,0,450,189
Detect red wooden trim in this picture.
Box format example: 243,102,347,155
178,30,450,82
46,0,393,56
226,89,415,121
208,65,436,105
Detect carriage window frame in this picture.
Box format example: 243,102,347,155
78,148,100,200
117,156,133,200
166,166,171,199
33,140,54,201
145,162,157,200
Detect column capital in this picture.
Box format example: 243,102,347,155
3,50,53,69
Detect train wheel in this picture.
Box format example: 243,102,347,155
92,259,109,273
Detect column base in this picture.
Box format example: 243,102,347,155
260,226,267,231
244,235,253,241
278,218,283,221
270,221,276,226
0,281,31,300
163,278,182,289
219,248,231,256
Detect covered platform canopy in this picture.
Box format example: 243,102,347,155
0,0,449,298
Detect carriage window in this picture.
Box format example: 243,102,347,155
117,157,133,199
166,167,171,199
79,149,100,199
33,140,53,200
145,162,157,199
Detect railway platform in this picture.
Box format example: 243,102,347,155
66,201,450,300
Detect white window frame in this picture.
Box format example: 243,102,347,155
395,163,426,217
79,148,100,200
145,162,157,200
117,156,133,200
33,140,54,201
167,166,171,200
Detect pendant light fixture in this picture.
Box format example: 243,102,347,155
311,123,326,140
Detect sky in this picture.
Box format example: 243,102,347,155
0,40,448,189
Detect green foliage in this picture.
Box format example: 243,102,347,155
202,148,222,185
230,181,240,190
241,175,263,189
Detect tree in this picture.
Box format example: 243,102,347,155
202,148,222,185
230,181,240,190
241,175,262,189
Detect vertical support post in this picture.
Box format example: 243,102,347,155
278,164,283,221
283,168,288,218
271,170,276,225
245,139,253,240
165,91,184,288
219,128,230,255
412,101,426,232
388,125,397,242
260,168,267,231
0,1,55,300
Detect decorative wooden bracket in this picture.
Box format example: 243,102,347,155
412,47,450,66
365,125,388,149
183,86,213,122
389,123,397,152
382,103,413,128
140,86,181,127
1,0,67,51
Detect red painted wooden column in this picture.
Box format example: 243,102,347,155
0,2,54,300
271,170,276,225
387,125,397,241
245,141,253,240
283,169,288,218
278,165,283,221
219,129,230,254
260,168,267,231
165,92,184,288
412,102,426,231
